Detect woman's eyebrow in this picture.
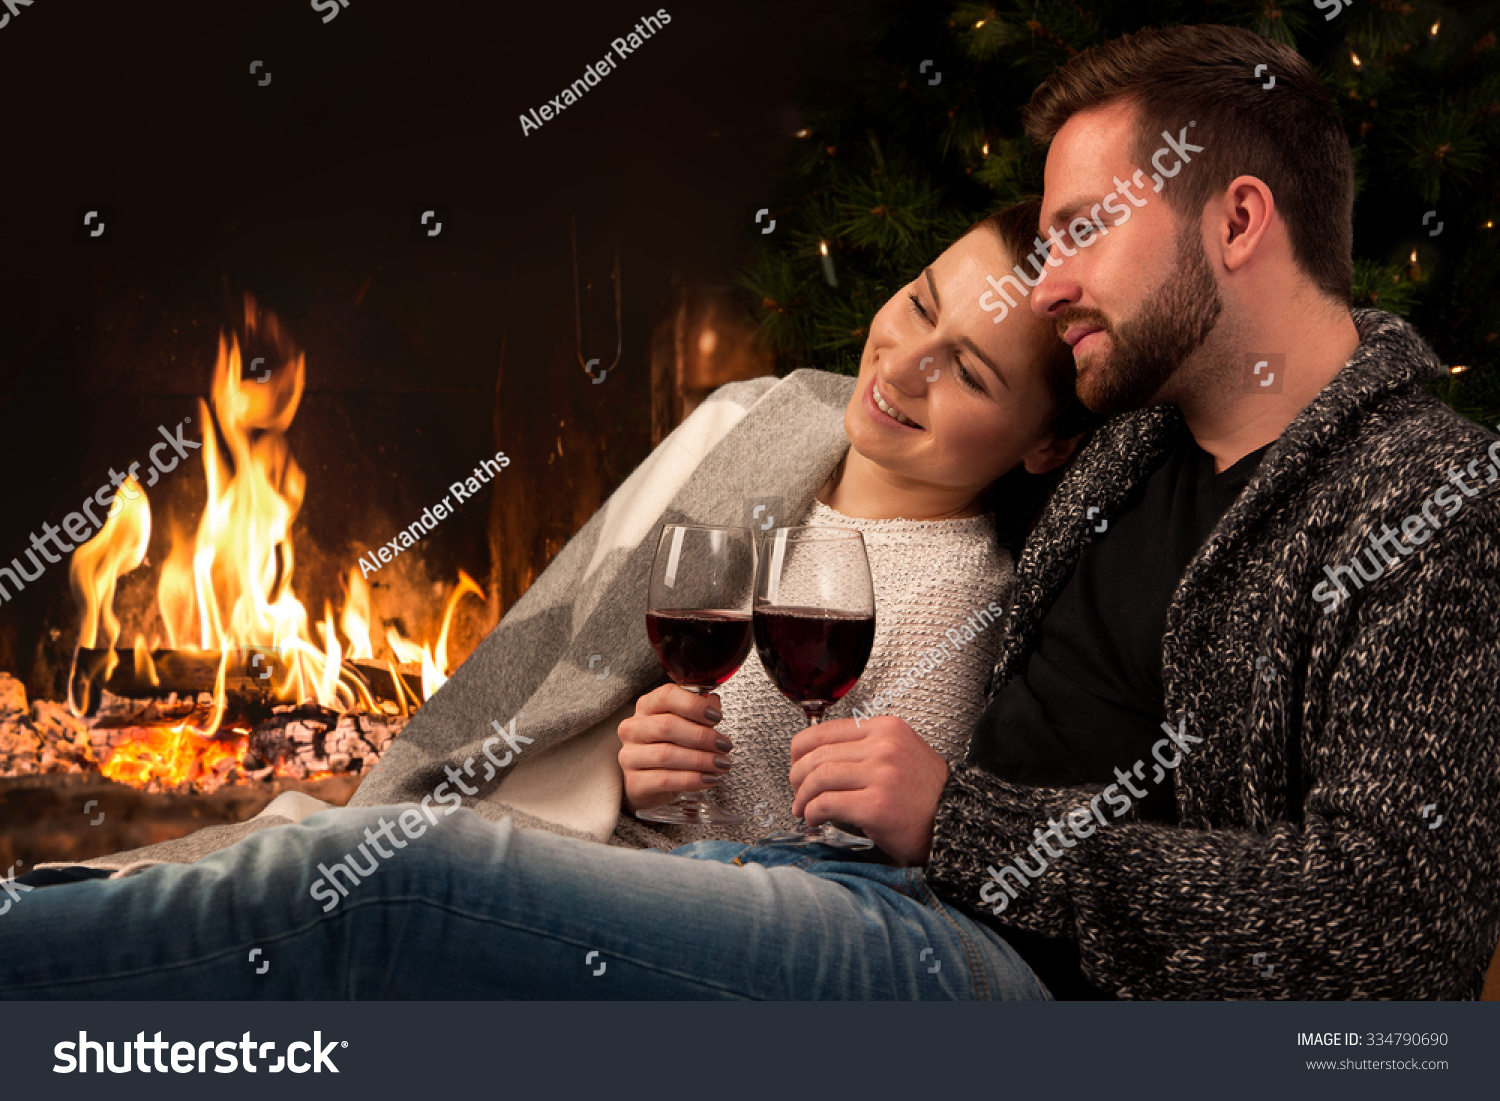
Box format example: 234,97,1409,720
960,337,1009,391
923,266,942,310
925,265,1009,392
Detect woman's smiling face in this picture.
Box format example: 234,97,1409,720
845,229,1072,496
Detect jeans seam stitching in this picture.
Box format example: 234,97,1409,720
909,868,990,1000
2,896,763,1001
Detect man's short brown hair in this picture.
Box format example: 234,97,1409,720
1022,23,1353,303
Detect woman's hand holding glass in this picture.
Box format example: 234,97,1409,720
618,684,734,814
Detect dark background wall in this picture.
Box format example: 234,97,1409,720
0,0,863,695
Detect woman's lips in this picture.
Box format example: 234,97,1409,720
865,380,921,430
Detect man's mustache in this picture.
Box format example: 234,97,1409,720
1056,311,1113,343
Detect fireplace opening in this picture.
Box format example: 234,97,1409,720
0,295,506,869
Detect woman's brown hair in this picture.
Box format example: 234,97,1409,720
960,199,1100,555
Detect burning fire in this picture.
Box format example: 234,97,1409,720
66,296,484,789
99,723,249,789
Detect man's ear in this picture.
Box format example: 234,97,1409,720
1217,176,1275,273
1021,430,1085,475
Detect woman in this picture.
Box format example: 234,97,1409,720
1,201,1092,1001
617,201,1090,848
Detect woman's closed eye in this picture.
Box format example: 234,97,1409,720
907,291,985,395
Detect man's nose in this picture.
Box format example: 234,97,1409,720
1030,265,1079,319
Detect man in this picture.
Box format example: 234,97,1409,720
4,24,1496,1000
919,23,1500,999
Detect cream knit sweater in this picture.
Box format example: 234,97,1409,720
628,499,1013,848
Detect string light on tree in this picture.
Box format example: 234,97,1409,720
819,240,838,288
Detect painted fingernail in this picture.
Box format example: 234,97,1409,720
704,706,723,723
700,773,721,785
713,755,732,770
714,735,732,752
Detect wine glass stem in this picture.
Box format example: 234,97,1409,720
683,686,715,804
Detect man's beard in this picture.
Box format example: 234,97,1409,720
1065,224,1224,416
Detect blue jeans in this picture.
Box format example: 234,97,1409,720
0,805,1049,1000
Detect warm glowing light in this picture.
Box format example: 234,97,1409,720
98,720,247,788
1430,20,1441,37
1351,51,1363,68
145,296,376,715
68,477,150,708
341,568,375,661
698,328,719,356
819,240,829,256
132,634,160,687
1410,248,1419,263
430,570,483,697
794,128,810,138
975,19,986,29
981,142,990,156
1450,364,1470,374
384,570,483,700
66,294,486,790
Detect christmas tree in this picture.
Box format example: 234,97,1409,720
739,0,1500,429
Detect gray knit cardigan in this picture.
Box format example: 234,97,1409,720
924,309,1500,1000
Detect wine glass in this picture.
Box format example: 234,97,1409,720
634,524,755,826
751,526,877,849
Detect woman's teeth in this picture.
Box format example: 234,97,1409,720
873,383,918,427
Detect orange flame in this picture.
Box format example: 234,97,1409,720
68,477,150,710
342,569,375,661
386,569,483,699
65,296,486,789
99,721,248,788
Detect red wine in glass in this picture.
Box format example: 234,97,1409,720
752,526,878,850
646,610,753,690
635,524,755,827
752,607,874,708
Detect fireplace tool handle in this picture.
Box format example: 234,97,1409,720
571,216,623,381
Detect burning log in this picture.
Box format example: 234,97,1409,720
70,648,423,717
0,673,94,775
1,667,410,794
245,704,407,779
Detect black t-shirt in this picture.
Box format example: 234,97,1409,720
968,431,1272,999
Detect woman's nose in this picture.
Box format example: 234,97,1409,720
884,347,937,396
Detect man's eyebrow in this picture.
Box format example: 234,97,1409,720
1047,197,1106,228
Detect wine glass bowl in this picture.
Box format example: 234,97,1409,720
635,524,754,827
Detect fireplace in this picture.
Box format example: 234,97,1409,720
0,295,511,868
0,0,852,871
0,276,773,870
